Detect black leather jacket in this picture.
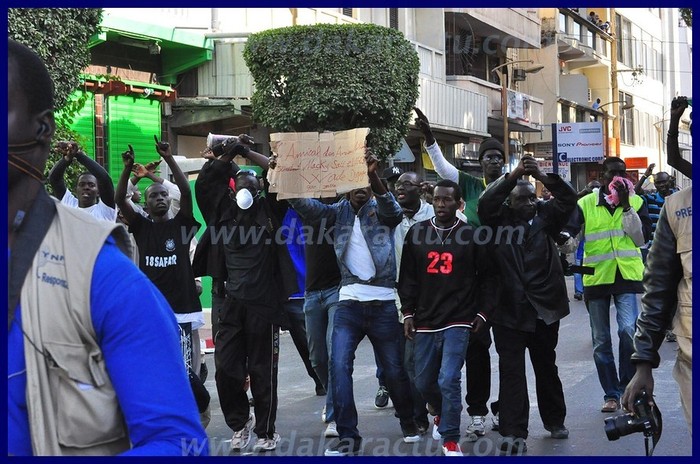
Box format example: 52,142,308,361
631,204,683,368
478,173,577,332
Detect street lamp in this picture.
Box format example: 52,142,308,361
490,59,544,161
599,101,634,157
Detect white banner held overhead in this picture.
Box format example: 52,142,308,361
554,122,604,162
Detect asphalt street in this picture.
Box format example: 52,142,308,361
198,276,691,457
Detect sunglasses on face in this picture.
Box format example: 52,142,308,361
395,180,421,189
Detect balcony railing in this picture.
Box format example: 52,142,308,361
415,77,489,136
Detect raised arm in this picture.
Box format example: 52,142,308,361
414,107,459,183
634,164,655,195
234,134,270,171
154,135,192,219
667,97,692,180
367,150,402,228
47,141,75,199
115,145,140,226
73,145,115,208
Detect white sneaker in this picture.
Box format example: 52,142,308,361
253,433,280,452
432,416,441,440
321,405,327,423
230,413,256,451
324,421,339,437
467,415,486,436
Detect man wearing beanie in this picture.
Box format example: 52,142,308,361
415,108,505,227
414,107,505,439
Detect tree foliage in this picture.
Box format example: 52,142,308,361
679,8,692,27
8,8,102,115
9,8,103,193
244,23,420,158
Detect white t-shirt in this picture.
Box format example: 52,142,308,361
339,216,395,302
61,190,117,222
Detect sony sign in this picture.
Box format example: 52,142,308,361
553,122,604,163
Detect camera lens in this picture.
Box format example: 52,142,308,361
604,416,623,440
604,413,645,441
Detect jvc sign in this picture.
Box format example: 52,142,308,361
552,122,604,163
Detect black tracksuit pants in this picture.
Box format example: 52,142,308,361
215,296,280,439
492,319,566,439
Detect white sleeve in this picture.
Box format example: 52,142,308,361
425,142,459,183
162,179,181,216
126,200,149,218
126,181,139,199
622,208,645,247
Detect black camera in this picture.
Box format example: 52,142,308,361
559,253,594,277
604,391,662,449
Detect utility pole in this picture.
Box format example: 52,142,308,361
609,8,619,157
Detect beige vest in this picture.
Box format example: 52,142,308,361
664,187,692,362
20,202,133,455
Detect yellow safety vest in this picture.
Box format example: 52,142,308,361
578,192,644,287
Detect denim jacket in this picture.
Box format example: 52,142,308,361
289,192,402,289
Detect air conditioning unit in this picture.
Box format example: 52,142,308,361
512,68,527,82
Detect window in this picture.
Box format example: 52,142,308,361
642,42,649,74
616,14,623,62
576,107,586,122
444,24,500,81
618,92,635,145
389,8,398,29
560,104,570,123
621,18,632,66
572,21,580,41
559,13,567,33
657,49,664,83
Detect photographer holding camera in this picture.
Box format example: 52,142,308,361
622,96,692,435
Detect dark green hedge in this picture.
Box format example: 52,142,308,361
244,23,420,158
8,8,103,113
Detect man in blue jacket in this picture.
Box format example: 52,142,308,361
288,151,420,456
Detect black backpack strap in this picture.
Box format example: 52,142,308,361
8,190,56,330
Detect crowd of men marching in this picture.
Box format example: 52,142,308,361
9,40,691,456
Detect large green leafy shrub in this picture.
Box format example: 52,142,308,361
244,23,420,158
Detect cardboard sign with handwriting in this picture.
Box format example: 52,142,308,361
267,128,370,199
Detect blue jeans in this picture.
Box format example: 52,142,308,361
413,328,469,443
587,294,639,401
304,287,338,422
574,240,584,295
331,299,415,440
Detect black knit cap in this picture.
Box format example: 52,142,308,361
478,138,505,161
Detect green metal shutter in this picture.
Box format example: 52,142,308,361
58,91,96,158
105,95,161,182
